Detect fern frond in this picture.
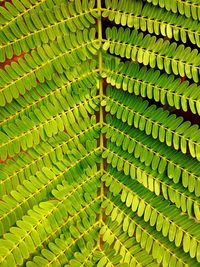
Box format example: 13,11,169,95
0,198,100,265
0,1,200,265
0,164,101,265
103,56,200,116
104,86,200,160
100,220,159,266
0,28,100,106
0,92,100,160
102,165,200,259
103,115,200,196
103,0,200,47
142,0,200,21
27,226,99,267
103,26,200,82
0,0,49,29
0,120,99,197
0,0,98,62
0,139,100,235
102,195,200,266
0,60,99,123
102,150,200,219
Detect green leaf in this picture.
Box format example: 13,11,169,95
97,256,107,267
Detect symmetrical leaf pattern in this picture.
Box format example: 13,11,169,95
0,0,200,266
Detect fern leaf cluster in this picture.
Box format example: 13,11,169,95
0,0,200,266
104,87,200,160
103,57,200,116
143,0,200,21
0,0,97,60
103,26,200,82
103,0,200,47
